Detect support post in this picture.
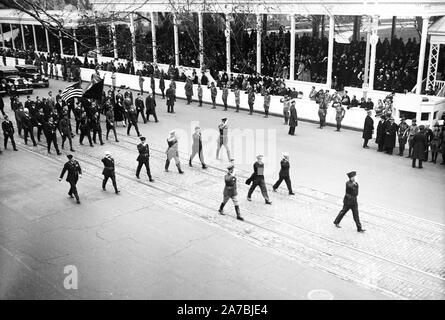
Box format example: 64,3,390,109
326,15,335,89
45,28,50,53
173,13,179,67
0,24,5,48
129,14,137,66
59,31,63,56
95,24,100,54
289,14,295,80
10,24,15,50
416,16,429,95
198,12,204,69
225,13,231,74
20,24,26,50
150,12,157,63
73,28,78,57
391,16,396,41
32,25,37,51
111,21,118,59
368,15,379,91
256,14,262,74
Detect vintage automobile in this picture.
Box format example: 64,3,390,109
0,66,33,96
16,64,49,88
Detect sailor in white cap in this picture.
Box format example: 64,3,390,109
272,152,294,195
101,151,119,194
165,130,184,173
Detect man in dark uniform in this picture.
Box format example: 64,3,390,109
136,136,154,182
102,151,119,194
333,171,365,232
105,106,119,142
166,84,176,113
145,92,158,122
216,118,231,160
362,110,374,148
288,100,298,135
73,101,83,135
375,115,387,152
384,117,399,154
44,116,62,155
246,154,272,204
247,88,255,115
22,109,37,146
411,125,428,169
135,93,147,123
36,109,46,142
189,126,207,169
272,153,294,195
59,154,82,204
59,113,75,152
91,111,105,145
218,164,244,221
79,112,93,147
2,114,18,151
127,105,141,137
397,117,409,156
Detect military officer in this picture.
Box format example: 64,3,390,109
272,153,294,195
2,114,18,151
59,113,75,152
247,88,255,115
263,90,271,118
127,105,141,137
44,116,62,155
166,84,176,113
135,93,147,123
333,171,365,233
102,151,119,194
218,164,244,221
136,136,154,182
246,154,272,204
406,119,419,158
189,126,207,169
165,130,184,174
334,100,346,131
362,110,374,148
105,106,119,142
222,84,229,111
91,111,105,145
288,100,298,135
216,118,231,160
79,111,93,147
59,154,82,204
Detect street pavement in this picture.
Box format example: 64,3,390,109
0,79,444,299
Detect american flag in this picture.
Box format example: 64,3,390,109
61,81,83,102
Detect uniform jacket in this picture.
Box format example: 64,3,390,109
166,88,176,105
145,96,156,114
102,156,116,176
137,143,150,162
60,160,82,183
343,181,359,206
411,131,428,159
185,82,193,97
384,122,399,148
223,173,238,197
22,114,33,129
362,115,374,139
44,121,57,136
248,91,255,104
376,119,386,144
289,105,298,127
192,132,203,153
135,97,145,112
210,86,217,99
197,86,203,97
279,159,290,177
2,120,14,135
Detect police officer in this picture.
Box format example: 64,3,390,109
135,93,147,123
44,116,61,155
136,136,154,182
246,154,272,204
59,154,82,204
2,114,18,151
22,109,37,146
102,151,119,194
59,113,75,152
272,153,294,195
218,164,244,221
333,171,365,233
166,84,176,113
189,126,207,169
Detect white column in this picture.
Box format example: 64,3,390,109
363,16,371,93
368,15,379,91
10,24,15,50
150,12,157,63
45,28,50,53
326,15,335,89
198,12,204,69
289,14,295,80
0,24,5,48
111,22,118,59
32,25,37,51
73,28,78,57
20,24,26,50
95,24,100,54
416,16,429,95
256,14,262,74
173,14,179,67
225,14,231,74
129,14,137,65
59,31,63,56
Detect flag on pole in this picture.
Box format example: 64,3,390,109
61,81,83,102
83,78,104,100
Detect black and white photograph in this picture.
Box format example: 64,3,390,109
0,0,444,308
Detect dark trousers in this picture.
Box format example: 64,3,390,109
46,133,60,153
408,139,414,157
288,126,296,135
336,119,342,131
61,134,73,150
363,138,369,147
273,175,293,193
106,125,118,141
102,173,118,192
136,159,152,179
283,111,289,125
127,121,140,136
160,89,165,99
137,110,147,123
167,103,174,113
93,128,104,144
236,102,240,112
412,158,423,168
398,138,406,155
264,107,269,117
37,126,44,142
334,203,362,231
75,120,81,134
80,129,93,146
198,96,202,106
248,102,254,114
24,127,37,146
378,141,385,151
3,134,17,150
186,95,192,104
247,178,269,201
68,180,79,201
385,147,394,155
223,99,228,110
146,112,158,122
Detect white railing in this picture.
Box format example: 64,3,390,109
434,80,445,92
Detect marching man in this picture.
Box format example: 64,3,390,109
216,118,231,161
59,154,82,204
218,164,244,221
165,130,184,174
102,151,119,194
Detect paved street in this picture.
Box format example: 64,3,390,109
0,79,444,299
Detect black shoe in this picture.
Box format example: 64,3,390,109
149,178,154,182
57,152,62,155
265,200,272,205
363,146,369,149
218,209,224,215
202,165,207,169
179,171,184,174
13,149,18,151
358,229,366,233
247,197,252,201
273,188,277,192
70,149,75,152
289,192,295,195
76,199,81,204
237,215,244,221
102,188,106,191
334,223,341,228
418,166,423,169
115,190,120,194
136,175,140,179
68,193,74,198
116,140,119,142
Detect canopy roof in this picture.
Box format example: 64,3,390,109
91,0,445,17
429,16,445,36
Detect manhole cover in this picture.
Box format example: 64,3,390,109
307,289,334,300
